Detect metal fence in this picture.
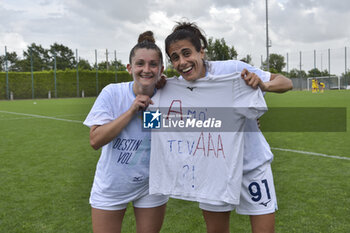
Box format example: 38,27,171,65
1,45,350,99
1,47,125,100
250,46,350,77
290,76,349,91
2,45,350,74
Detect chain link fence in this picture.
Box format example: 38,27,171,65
1,45,350,99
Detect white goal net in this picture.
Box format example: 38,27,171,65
307,76,341,91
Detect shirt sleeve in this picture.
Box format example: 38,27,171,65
232,76,267,119
236,61,271,82
210,60,271,83
83,86,115,128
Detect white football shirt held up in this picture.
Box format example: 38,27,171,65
149,72,267,205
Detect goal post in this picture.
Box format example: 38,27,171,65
307,76,340,91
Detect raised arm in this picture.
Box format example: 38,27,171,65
241,69,293,93
261,73,293,93
89,95,153,150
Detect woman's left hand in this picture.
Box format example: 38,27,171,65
156,74,167,89
241,69,268,91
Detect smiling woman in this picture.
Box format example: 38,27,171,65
168,39,206,81
127,47,163,96
126,31,164,100
161,21,292,233
83,31,168,233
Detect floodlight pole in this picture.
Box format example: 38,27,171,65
266,0,270,71
345,46,348,87
5,46,9,100
95,49,99,95
76,49,79,97
30,48,34,99
54,52,57,98
328,48,331,77
114,50,118,83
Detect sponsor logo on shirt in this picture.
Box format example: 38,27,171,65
187,86,197,91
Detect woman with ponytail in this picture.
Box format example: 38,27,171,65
84,31,168,233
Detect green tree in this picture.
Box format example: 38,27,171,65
49,43,76,70
77,58,92,70
0,51,21,71
263,53,286,73
97,61,109,70
308,68,322,77
289,68,307,78
0,56,3,71
21,43,51,71
320,69,330,76
240,54,253,65
206,37,237,61
97,60,126,71
111,60,126,71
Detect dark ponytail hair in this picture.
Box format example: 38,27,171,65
165,22,208,57
129,31,163,65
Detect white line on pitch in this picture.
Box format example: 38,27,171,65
0,110,83,123
1,110,349,161
271,147,350,161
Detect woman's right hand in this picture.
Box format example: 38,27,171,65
89,95,154,150
129,94,154,113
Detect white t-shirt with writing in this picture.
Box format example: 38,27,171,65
84,82,152,207
149,72,267,205
206,60,274,173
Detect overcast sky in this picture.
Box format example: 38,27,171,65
1,0,350,75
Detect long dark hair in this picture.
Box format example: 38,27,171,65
165,22,208,57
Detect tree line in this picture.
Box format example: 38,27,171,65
175,37,347,79
1,40,349,79
260,53,335,78
0,43,126,72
